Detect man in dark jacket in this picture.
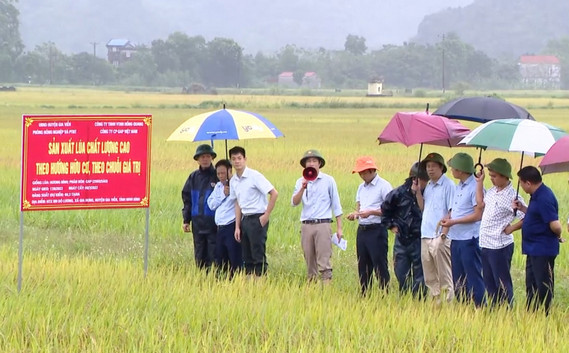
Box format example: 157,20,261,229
182,144,218,270
381,162,428,297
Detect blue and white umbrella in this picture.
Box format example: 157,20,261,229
167,107,284,157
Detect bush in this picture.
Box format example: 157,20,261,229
413,89,427,97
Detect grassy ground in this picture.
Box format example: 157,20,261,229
1,87,569,351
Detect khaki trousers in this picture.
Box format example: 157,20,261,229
421,237,453,302
301,223,333,280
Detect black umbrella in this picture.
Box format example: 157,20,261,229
432,96,535,123
432,96,535,169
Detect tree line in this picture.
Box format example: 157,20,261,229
1,0,568,90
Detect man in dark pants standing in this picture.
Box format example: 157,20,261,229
514,166,562,315
229,146,278,277
440,153,485,307
347,156,393,295
381,162,428,297
182,144,218,270
207,159,242,278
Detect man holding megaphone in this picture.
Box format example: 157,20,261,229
292,149,343,284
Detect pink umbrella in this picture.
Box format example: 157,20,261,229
539,135,569,175
378,111,471,161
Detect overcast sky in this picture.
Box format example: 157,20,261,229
18,0,473,55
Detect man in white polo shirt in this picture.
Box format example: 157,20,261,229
229,146,278,277
347,156,393,295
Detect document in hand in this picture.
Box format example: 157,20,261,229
331,233,347,251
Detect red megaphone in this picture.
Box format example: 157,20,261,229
303,167,318,181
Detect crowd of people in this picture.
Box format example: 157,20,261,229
181,144,563,315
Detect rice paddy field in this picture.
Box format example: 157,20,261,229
2,87,569,351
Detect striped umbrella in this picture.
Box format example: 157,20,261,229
459,119,567,157
459,118,567,204
167,107,284,157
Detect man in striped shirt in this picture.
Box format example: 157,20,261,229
475,158,525,307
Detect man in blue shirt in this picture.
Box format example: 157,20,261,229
514,166,562,315
416,153,454,303
292,150,343,284
440,153,485,307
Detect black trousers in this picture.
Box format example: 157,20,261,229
525,255,556,315
356,224,389,295
215,222,243,278
393,236,426,298
241,214,269,276
192,225,216,270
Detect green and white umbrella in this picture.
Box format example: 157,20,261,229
459,118,568,206
459,119,567,157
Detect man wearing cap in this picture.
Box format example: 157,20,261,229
381,162,428,297
475,158,525,307
415,152,454,303
347,156,393,295
292,150,343,283
440,152,485,307
182,144,219,270
513,166,562,315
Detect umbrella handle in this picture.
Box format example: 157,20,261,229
474,162,484,176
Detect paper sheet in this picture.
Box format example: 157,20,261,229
331,233,347,251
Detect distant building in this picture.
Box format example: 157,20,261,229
278,71,321,88
302,72,321,89
106,39,136,67
519,55,561,89
367,79,383,96
278,72,295,87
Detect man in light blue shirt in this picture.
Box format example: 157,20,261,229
440,152,485,307
416,152,454,303
292,150,343,283
207,159,242,277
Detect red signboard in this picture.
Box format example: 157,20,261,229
20,114,152,211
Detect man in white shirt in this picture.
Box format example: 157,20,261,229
292,149,343,283
229,146,278,277
207,159,242,278
347,156,393,295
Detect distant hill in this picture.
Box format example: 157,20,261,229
18,0,473,55
413,0,569,58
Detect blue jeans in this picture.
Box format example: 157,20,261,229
451,237,486,307
481,243,514,307
393,236,426,297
